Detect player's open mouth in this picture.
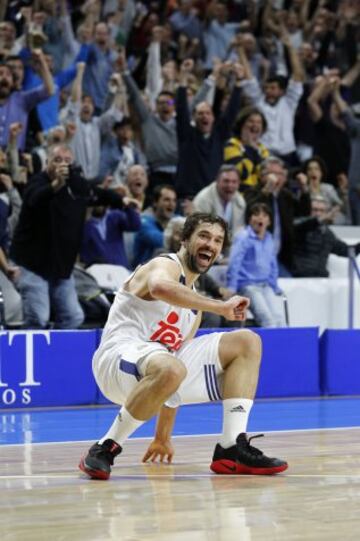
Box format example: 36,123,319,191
198,252,212,263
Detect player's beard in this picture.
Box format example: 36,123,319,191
185,251,212,275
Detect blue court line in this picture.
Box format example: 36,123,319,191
1,397,360,445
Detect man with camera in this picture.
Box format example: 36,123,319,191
10,143,124,329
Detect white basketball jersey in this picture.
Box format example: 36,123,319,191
96,254,198,355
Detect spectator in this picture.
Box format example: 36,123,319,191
169,0,203,42
62,63,125,182
292,196,360,277
203,2,240,70
0,168,22,328
10,143,124,329
228,32,270,86
2,123,32,202
224,106,269,190
118,49,178,193
32,1,67,74
80,196,141,269
306,72,351,184
83,22,118,113
0,49,54,151
132,184,177,268
59,0,93,69
175,58,243,200
0,21,20,55
239,30,304,166
124,165,148,211
333,83,360,225
0,159,22,246
303,156,350,225
99,117,147,186
120,165,150,267
21,43,89,132
162,216,186,255
245,156,311,276
227,202,285,328
192,165,246,245
5,55,25,90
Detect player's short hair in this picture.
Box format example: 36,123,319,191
182,212,230,248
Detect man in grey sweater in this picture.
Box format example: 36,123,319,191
119,53,178,194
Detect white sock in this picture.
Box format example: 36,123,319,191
219,398,254,449
99,407,144,446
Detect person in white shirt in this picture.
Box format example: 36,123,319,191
239,31,304,166
62,63,125,181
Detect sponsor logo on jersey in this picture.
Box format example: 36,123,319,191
149,311,184,351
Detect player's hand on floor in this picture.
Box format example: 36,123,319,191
142,439,174,464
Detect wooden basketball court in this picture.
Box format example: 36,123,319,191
2,428,360,540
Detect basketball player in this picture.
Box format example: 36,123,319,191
79,213,288,479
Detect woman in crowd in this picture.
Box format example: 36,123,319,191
224,106,269,191
303,156,351,225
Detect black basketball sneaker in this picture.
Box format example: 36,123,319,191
79,439,122,480
210,433,288,475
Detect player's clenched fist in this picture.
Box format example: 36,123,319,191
220,295,250,321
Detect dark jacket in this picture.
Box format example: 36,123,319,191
11,170,123,279
80,207,141,268
244,187,311,269
292,216,360,277
175,85,241,198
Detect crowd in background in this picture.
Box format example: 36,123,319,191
0,0,360,329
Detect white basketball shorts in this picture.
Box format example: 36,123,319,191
92,332,226,407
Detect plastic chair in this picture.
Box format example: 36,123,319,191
86,264,131,291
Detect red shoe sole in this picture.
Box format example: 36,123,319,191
78,457,110,480
210,459,288,475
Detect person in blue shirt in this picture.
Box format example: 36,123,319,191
99,118,147,184
80,197,142,270
227,202,285,327
21,45,89,132
83,22,117,113
132,185,177,268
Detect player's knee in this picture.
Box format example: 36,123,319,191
242,330,262,363
230,329,262,364
157,362,187,392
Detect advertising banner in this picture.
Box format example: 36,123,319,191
0,330,98,408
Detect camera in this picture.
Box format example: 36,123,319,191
68,163,84,178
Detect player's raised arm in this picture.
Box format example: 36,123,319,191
144,258,249,321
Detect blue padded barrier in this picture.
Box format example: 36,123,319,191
320,330,360,395
0,330,98,408
197,327,320,398
0,326,336,409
